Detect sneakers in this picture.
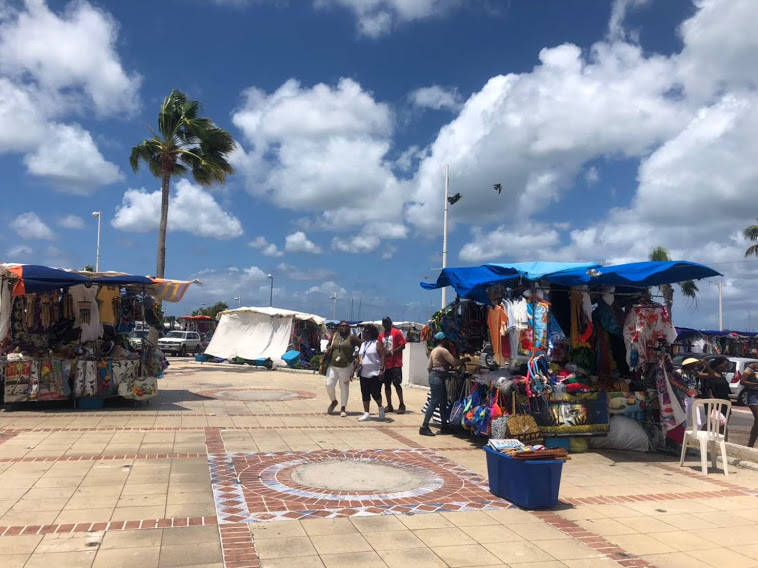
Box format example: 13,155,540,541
419,426,435,436
378,407,385,421
340,408,347,417
397,404,406,415
327,400,338,414
358,412,370,422
384,405,395,413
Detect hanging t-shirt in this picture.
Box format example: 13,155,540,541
97,286,119,324
623,303,677,370
379,328,406,369
68,284,103,342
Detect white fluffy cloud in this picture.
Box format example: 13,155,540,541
58,214,84,229
0,1,135,190
315,0,460,37
331,222,408,254
231,77,404,228
276,263,338,282
409,85,463,111
306,280,347,297
459,223,561,263
22,123,123,191
6,244,33,258
248,236,283,257
111,179,244,240
11,211,55,240
0,0,140,115
284,231,322,254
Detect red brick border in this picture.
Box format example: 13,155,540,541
0,515,218,537
205,427,226,454
533,511,654,567
0,452,206,463
219,523,259,568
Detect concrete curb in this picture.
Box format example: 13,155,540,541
725,442,758,471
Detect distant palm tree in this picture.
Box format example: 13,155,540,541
744,219,758,258
649,247,698,316
130,89,234,278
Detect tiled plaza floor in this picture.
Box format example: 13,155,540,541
1,360,758,567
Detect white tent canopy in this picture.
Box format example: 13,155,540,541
204,306,324,364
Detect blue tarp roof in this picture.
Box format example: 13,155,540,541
421,260,722,304
3,265,155,294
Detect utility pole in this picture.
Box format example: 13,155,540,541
441,164,449,309
91,211,101,272
718,281,723,331
330,293,337,320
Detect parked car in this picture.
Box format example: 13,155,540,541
705,356,758,405
158,330,202,356
128,329,149,350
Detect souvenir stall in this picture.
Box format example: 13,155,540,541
0,264,196,407
420,260,721,451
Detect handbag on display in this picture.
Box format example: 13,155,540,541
505,391,543,444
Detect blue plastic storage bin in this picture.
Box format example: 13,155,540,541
483,445,563,509
281,350,301,368
544,437,570,450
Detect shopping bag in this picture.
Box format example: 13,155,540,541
505,391,543,444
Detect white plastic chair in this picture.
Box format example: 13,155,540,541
679,398,731,476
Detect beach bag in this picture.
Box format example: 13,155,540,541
505,392,543,444
448,380,468,429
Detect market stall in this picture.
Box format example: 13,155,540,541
0,264,196,406
420,260,721,451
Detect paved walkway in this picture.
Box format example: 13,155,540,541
1,360,758,567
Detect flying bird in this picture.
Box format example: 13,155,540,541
493,183,502,195
447,192,461,205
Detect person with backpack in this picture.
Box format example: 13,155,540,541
324,321,361,417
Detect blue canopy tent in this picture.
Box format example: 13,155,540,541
420,260,721,304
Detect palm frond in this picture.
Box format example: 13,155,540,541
679,280,699,299
745,244,758,258
743,224,758,241
649,247,671,262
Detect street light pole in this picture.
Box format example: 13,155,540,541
441,165,449,308
233,296,241,308
330,293,337,320
91,211,101,272
267,274,273,307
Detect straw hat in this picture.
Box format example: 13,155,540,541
682,357,701,367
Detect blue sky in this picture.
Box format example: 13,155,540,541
1,0,757,329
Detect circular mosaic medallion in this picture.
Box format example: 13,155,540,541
196,387,315,401
290,459,434,493
247,455,445,501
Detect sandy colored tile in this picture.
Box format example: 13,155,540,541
379,547,448,568
252,520,306,539
533,538,604,561
575,518,637,537
397,513,454,530
483,540,556,564
24,550,97,568
320,550,387,568
640,552,712,568
691,547,758,568
158,542,222,567
605,533,675,556
485,508,543,524
350,514,407,533
508,522,571,541
36,532,104,553
615,515,675,533
1,509,60,525
301,517,358,536
255,536,317,559
117,494,167,508
431,543,502,567
365,530,424,550
414,526,475,548
101,528,163,549
563,559,628,568
650,529,718,552
259,557,325,568
0,554,29,568
0,534,43,554
110,505,166,522
441,510,499,527
93,546,160,568
459,523,524,544
120,483,168,496
310,532,372,554
162,525,219,545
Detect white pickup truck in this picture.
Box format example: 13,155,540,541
158,331,202,356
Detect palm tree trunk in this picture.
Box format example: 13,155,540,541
156,171,171,279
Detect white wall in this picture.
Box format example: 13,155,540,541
403,342,429,387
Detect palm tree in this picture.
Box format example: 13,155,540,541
130,89,234,278
744,219,758,257
649,246,698,316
